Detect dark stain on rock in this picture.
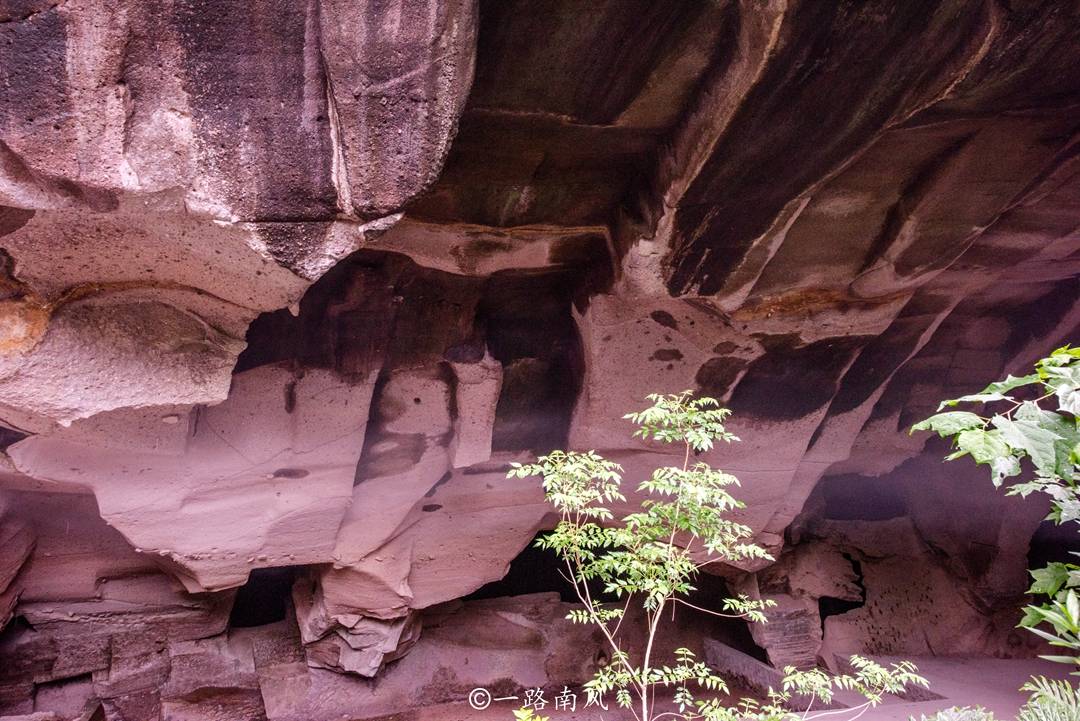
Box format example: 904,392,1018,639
272,467,309,479
0,207,34,238
649,348,683,362
730,336,868,420
0,248,26,301
424,471,454,498
471,0,721,125
283,379,297,414
649,310,678,329
255,222,333,276
355,433,427,485
711,341,738,354
237,251,482,376
0,5,73,201
828,332,917,417
752,332,802,352
695,356,743,398
467,238,512,257
421,503,443,512
319,0,476,217
172,0,337,220
484,269,584,454
665,1,998,295
861,132,975,278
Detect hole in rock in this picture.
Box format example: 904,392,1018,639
0,615,37,662
819,473,905,521
229,567,297,628
0,425,27,449
818,595,863,622
818,554,866,631
0,614,35,637
465,534,578,602
691,572,770,664
1029,518,1080,572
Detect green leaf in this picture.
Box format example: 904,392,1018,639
991,416,1061,477
1014,404,1079,481
911,412,985,437
955,428,1011,465
1036,655,1079,664
938,392,1011,411
1042,363,1080,391
981,373,1041,395
1030,563,1074,597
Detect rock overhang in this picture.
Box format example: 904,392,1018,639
0,0,1078,717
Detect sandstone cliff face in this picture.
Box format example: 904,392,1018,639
1,0,1078,718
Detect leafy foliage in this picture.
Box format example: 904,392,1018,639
513,708,549,721
513,391,928,721
913,345,1080,671
908,708,997,721
1017,676,1080,721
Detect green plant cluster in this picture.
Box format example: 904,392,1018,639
512,392,928,721
908,677,1080,721
914,346,1080,670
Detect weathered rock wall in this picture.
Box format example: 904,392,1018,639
1,0,1078,718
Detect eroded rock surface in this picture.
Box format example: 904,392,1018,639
2,0,1079,718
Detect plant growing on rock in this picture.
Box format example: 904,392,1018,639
511,391,928,721
913,346,1080,669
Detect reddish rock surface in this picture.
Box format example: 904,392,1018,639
1,1,1078,719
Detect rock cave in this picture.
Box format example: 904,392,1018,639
1,1,1079,719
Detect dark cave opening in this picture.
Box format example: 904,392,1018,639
464,533,770,663
1028,518,1080,574
690,572,771,664
818,553,867,631
465,533,578,602
0,614,34,636
818,595,863,623
228,567,297,628
819,473,906,521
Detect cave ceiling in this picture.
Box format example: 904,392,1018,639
0,0,1078,718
